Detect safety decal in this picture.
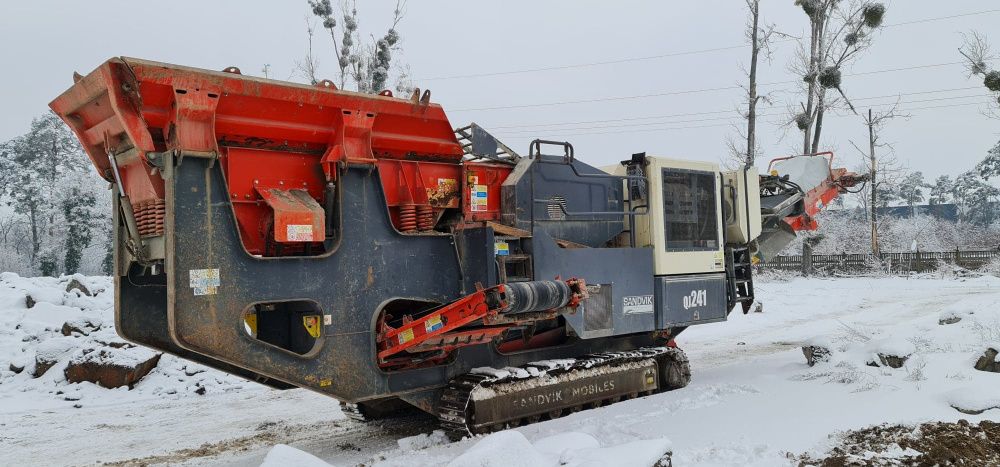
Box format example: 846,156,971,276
302,315,321,338
495,241,510,256
286,224,314,242
425,315,443,333
189,268,220,296
398,328,414,345
471,184,488,211
323,314,332,326
622,295,654,314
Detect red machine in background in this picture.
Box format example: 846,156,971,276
756,152,867,259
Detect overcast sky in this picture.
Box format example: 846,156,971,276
1,1,998,181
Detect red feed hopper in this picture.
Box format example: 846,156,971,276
50,57,473,255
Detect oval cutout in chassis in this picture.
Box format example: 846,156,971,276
243,300,324,356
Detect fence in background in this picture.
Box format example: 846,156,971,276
758,250,1000,274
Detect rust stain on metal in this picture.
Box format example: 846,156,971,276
425,180,459,208
366,266,375,289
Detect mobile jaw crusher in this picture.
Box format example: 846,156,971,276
50,58,861,435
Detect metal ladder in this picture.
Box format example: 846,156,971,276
727,246,755,314
454,123,521,164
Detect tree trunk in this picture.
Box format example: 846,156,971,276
746,0,760,167
868,108,880,256
811,90,826,154
802,240,813,276
802,20,820,155
28,203,39,262
809,11,829,156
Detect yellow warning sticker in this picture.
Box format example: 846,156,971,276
399,328,414,345
244,313,258,335
302,315,321,338
494,242,510,256
319,378,332,387
425,316,443,333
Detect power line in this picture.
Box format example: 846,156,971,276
497,100,992,139
883,9,1000,28
494,93,988,136
449,61,966,112
450,84,743,112
418,9,1000,82
418,43,771,81
486,86,982,130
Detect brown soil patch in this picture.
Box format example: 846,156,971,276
800,420,1000,466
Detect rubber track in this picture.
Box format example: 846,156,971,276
339,402,367,422
438,347,685,438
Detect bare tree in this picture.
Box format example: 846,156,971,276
850,104,908,255
744,0,764,168
729,0,789,168
295,18,321,85
306,0,407,93
958,31,1000,118
792,1,887,155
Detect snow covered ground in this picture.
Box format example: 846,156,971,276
1,273,999,466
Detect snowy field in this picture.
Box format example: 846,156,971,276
1,273,999,466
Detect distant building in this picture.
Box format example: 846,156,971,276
826,203,966,222
878,204,960,221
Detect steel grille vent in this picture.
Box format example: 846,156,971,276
583,284,613,331
547,196,567,220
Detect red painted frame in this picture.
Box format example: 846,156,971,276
50,57,478,255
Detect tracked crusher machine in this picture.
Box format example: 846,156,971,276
50,58,864,436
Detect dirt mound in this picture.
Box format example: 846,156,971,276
800,420,1000,466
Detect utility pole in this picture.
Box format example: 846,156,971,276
868,108,880,256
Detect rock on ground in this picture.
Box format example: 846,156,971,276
33,337,78,377
974,347,999,373
64,279,92,297
867,353,909,369
61,317,101,336
801,345,831,367
64,346,161,388
864,338,915,369
938,315,961,325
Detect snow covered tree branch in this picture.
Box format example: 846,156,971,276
0,113,111,276
958,31,1000,118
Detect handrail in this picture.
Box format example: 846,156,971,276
533,199,649,218
767,151,835,180
529,139,574,162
